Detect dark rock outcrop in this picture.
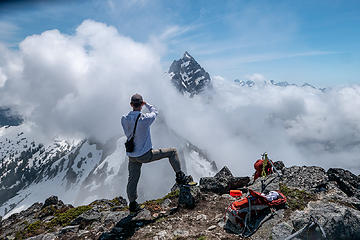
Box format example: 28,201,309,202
273,160,285,171
178,185,201,209
200,166,250,194
282,166,328,191
327,168,360,199
283,201,360,240
214,166,233,178
70,209,101,229
42,196,63,209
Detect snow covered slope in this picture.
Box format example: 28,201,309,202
0,121,217,218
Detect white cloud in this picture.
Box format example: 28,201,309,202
0,19,166,142
163,74,360,175
245,73,266,82
0,68,7,87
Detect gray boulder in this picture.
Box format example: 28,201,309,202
214,166,233,178
250,166,328,193
103,211,128,226
249,174,280,193
272,222,295,239
71,209,101,229
327,168,360,199
200,166,250,194
42,196,62,209
178,185,201,209
273,161,285,171
288,201,360,240
26,233,57,240
282,166,328,192
200,177,229,194
322,181,360,211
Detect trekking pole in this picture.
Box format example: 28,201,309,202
260,153,282,193
311,215,327,238
284,216,327,240
263,152,282,178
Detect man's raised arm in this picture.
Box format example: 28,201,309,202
142,102,158,125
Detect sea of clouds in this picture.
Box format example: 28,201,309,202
0,19,359,177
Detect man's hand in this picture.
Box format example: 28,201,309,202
142,101,146,106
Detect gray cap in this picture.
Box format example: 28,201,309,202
130,93,143,104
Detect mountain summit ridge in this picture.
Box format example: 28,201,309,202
1,163,359,239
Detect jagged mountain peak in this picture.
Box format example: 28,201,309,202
183,51,193,59
169,52,212,96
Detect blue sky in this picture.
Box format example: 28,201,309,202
0,0,359,87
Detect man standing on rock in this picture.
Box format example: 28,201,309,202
121,93,187,212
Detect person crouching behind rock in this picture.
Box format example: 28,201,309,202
121,93,187,212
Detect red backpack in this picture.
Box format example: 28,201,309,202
225,189,287,236
254,153,274,180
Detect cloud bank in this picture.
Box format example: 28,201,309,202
0,20,169,142
0,20,359,177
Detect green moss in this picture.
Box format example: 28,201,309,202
164,190,180,199
26,220,42,232
15,220,46,239
143,190,179,211
110,197,121,206
155,216,167,223
37,205,70,219
38,205,56,218
279,183,317,211
48,205,92,227
197,236,207,240
15,231,24,240
144,232,156,238
145,190,180,205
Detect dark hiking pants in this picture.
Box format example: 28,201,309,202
127,148,181,203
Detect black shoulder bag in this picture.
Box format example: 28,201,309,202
125,113,141,153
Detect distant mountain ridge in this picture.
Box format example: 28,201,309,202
168,51,324,94
234,79,325,91
169,52,212,96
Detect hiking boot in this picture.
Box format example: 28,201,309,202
129,201,141,213
176,171,187,185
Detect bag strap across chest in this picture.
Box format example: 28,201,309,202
131,113,141,138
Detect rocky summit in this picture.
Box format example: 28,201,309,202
1,163,360,240
169,52,212,96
